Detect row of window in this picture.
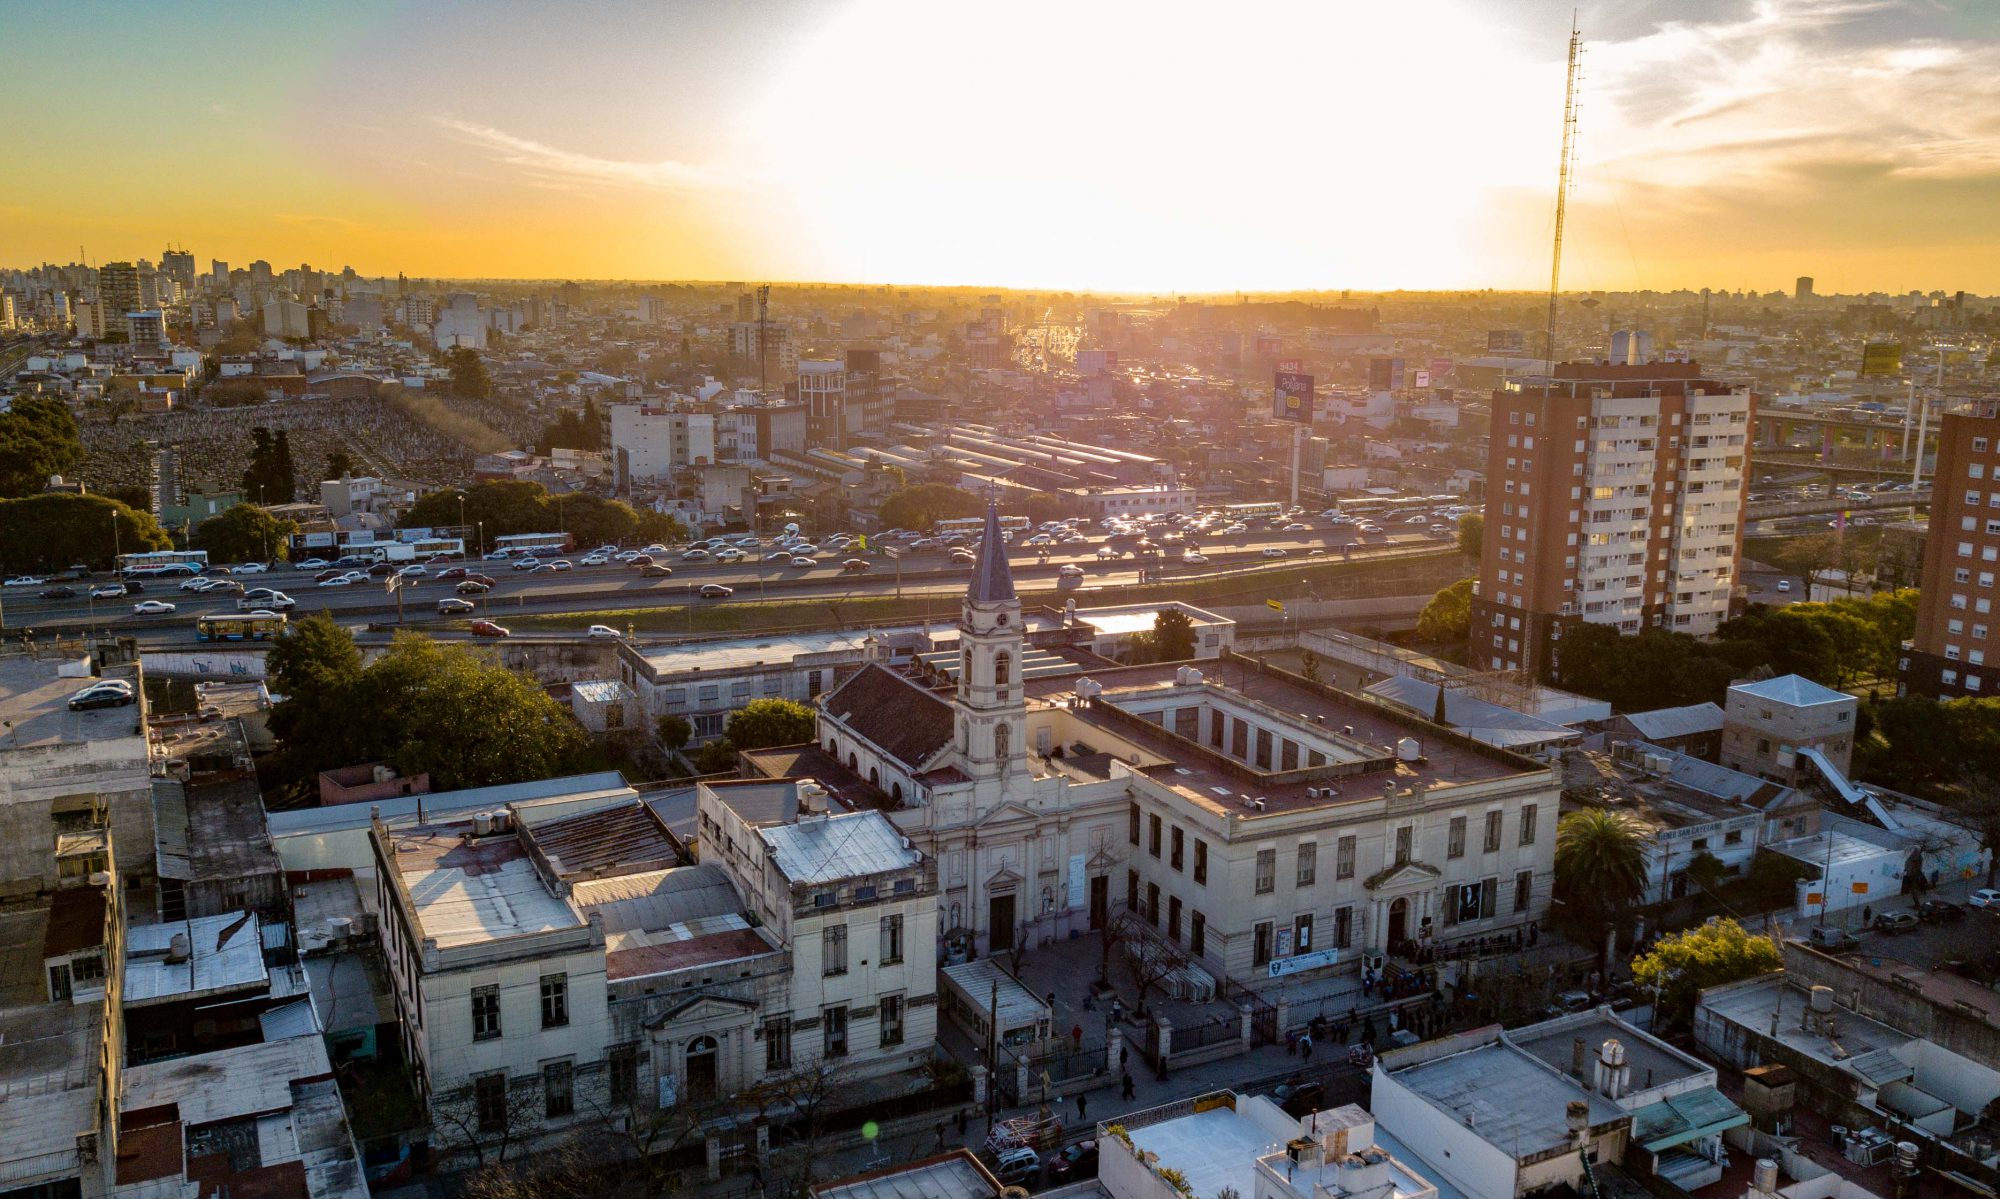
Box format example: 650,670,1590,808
821,915,904,976
470,973,569,1041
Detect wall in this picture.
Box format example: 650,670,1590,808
1721,689,1859,784
0,732,153,897
1782,941,2000,1069
1369,1064,1521,1199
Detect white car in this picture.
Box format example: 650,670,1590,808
1261,547,1289,558
1058,564,1086,579
317,573,360,588
1972,889,2000,908
296,558,330,570
585,624,622,641
641,544,669,554
714,548,745,562
180,577,217,592
396,565,426,578
257,592,297,611
132,600,176,615
614,550,641,562
1183,551,1209,564
233,562,269,574
1776,579,1793,593
681,548,712,562
91,583,128,599
580,553,610,566
3,576,48,587
512,557,543,571
789,556,817,568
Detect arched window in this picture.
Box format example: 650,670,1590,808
847,752,858,770
961,647,971,682
994,651,1011,687
994,721,1011,760
826,738,836,754
869,767,880,787
892,782,904,803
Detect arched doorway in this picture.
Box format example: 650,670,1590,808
1387,897,1409,948
685,1035,718,1101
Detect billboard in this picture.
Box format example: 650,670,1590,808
1255,335,1282,357
1661,348,1691,364
1429,356,1453,379
1274,371,1315,423
1368,357,1405,391
1413,370,1431,389
1862,343,1903,377
1487,329,1526,355
1276,358,1302,374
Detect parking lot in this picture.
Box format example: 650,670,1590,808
1795,885,2000,981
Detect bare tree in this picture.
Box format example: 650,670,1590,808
582,1084,729,1196
740,1063,842,1199
1108,908,1191,1013
429,1076,547,1170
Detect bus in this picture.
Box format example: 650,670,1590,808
196,612,288,641
490,532,572,557
936,515,1032,539
1220,502,1286,522
119,549,209,576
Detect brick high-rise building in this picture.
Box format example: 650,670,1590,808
1901,402,2000,698
1469,359,1753,675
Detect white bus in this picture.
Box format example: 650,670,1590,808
119,549,209,576
936,515,1031,538
490,532,572,557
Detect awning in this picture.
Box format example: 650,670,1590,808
1634,1086,1749,1152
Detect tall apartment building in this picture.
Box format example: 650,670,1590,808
1469,359,1753,674
1901,401,2000,697
98,260,141,338
797,359,848,447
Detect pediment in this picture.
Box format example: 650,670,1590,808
975,800,1044,829
1364,860,1442,892
985,863,1025,891
645,992,759,1030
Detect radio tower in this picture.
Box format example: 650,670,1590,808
1544,16,1582,365
755,284,772,396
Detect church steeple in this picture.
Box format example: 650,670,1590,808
968,500,1016,604
954,500,1024,779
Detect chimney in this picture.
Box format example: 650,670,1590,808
1572,1037,1588,1081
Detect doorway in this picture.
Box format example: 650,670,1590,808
989,892,1016,954
685,1035,718,1101
1388,897,1409,947
1089,875,1108,930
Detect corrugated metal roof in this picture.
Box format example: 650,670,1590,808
1845,1047,1915,1086
1730,674,1852,708
1621,703,1725,741
1365,676,1577,749
267,771,633,835
758,810,920,885
125,913,268,1004
1633,1086,1748,1150
576,864,745,933
259,999,322,1043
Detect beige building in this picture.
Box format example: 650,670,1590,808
1720,674,1859,786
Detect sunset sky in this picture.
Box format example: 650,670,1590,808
5,0,1998,293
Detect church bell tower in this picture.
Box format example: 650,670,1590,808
955,501,1025,780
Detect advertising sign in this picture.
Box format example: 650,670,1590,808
1413,370,1431,389
1662,348,1691,364
1256,335,1282,357
1430,356,1453,378
1268,947,1341,978
1862,343,1903,377
1274,371,1314,423
1276,358,1302,374
1368,357,1405,391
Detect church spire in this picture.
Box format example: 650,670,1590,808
967,499,1015,604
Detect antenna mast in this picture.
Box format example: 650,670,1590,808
1544,16,1582,364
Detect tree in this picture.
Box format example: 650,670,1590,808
239,426,294,504
1455,512,1484,558
1630,918,1781,1031
190,503,297,564
0,395,84,497
353,636,591,790
690,738,740,775
447,346,494,400
722,698,816,750
324,450,356,480
400,481,558,539
1416,578,1474,644
1299,649,1321,684
1151,608,1198,662
0,493,169,573
1682,850,1731,895
877,483,983,531
1553,808,1649,978
655,714,692,755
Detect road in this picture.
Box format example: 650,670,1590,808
1,524,1456,647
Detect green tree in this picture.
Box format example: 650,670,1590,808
190,504,297,564
265,614,368,776
239,426,293,504
877,483,983,531
204,378,270,408
0,493,169,573
691,738,740,775
0,395,84,497
1455,512,1484,558
400,481,557,539
1299,649,1321,685
324,450,356,480
105,485,153,511
271,431,297,503
722,699,817,750
1630,918,1781,1031
1554,808,1649,978
447,346,494,400
1416,577,1474,644
1151,608,1198,662
655,714,692,755
351,636,590,790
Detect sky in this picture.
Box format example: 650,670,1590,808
4,0,1999,294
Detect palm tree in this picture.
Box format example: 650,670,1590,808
1554,808,1649,980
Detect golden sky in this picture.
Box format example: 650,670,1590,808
5,0,1998,293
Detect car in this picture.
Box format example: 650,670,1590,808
990,1148,1041,1186
1274,1079,1326,1118
1806,925,1860,951
1403,515,1429,525
296,558,330,570
1182,551,1208,564
1058,564,1086,578
437,598,476,615
1776,579,1792,592
1047,1140,1099,1181
439,567,469,581
314,568,343,583
714,548,745,562
513,556,543,571
469,620,511,638
465,573,495,587
763,550,793,563
546,560,573,572
456,580,492,595
68,682,137,711
580,553,610,566
1970,888,2000,908
1283,522,1313,532
180,577,218,592
40,585,79,599
681,548,713,562
698,583,734,598
1916,899,1966,924
585,624,622,641
367,563,396,578
482,550,512,561
208,580,246,595
1096,546,1119,560
318,574,358,588
641,544,669,554
233,562,268,574
4,575,49,587
91,583,129,599
254,592,297,612
1261,547,1288,558
789,556,818,568
1872,910,1921,934
640,563,674,578
614,550,641,562
841,559,871,573
396,565,427,578
1429,524,1450,535
132,600,176,615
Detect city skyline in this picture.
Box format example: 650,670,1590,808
5,0,2000,293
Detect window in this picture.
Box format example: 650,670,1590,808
880,914,904,964
1149,814,1162,858
1334,906,1353,949
994,651,1011,686
1296,842,1317,887
1448,816,1466,859
1127,869,1138,911
1336,836,1356,879
1147,882,1160,925
1190,910,1206,957
472,984,501,1041
543,1060,574,1119
1168,896,1183,942
764,1016,792,1069
609,1043,638,1106
879,994,905,1047
1520,804,1538,846
475,1073,508,1133
1193,839,1208,885
1395,826,1412,865
1294,912,1313,952
1255,848,1276,894
1484,811,1503,853
1129,803,1140,845
823,924,848,976
1725,829,1744,845
540,974,569,1029
1171,826,1184,871
1514,870,1534,913
1253,921,1274,968
823,1006,848,1057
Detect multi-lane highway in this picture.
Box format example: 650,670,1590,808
1,524,1456,647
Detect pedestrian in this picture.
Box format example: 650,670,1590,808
1072,1023,1084,1051
1287,1031,1298,1057
1122,1071,1136,1100
1862,905,1873,925
936,1119,947,1149
1119,1044,1129,1069
957,1107,969,1136
1300,1033,1314,1063
1077,1093,1088,1121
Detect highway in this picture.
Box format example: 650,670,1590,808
1,524,1457,648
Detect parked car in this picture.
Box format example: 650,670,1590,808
1776,579,1793,592
1872,910,1920,934
1971,888,2000,908
469,620,511,638
990,1148,1041,1186
1047,1140,1099,1181
698,583,734,598
68,681,137,711
1274,1079,1326,1118
437,598,476,615
585,624,622,641
1807,925,1860,951
1917,899,1967,923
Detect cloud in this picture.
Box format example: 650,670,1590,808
430,116,738,193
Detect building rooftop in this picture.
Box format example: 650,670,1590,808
153,776,281,883
268,771,633,837
1764,827,1902,870
1699,974,1915,1089
383,823,581,948
0,654,145,752
760,810,921,886
0,903,99,1180
810,1150,1001,1199
605,919,777,982
1617,703,1726,742
821,664,956,770
1510,1011,1710,1093
635,627,928,676
1364,676,1578,751
1729,674,1854,708
1123,1092,1300,1199
1562,749,1764,832
575,863,744,932
524,799,684,880
736,746,889,810
1383,1036,1624,1159
125,911,269,1005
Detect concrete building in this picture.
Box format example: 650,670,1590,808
1099,1093,1441,1199
124,310,167,351
1901,401,2000,697
1469,358,1753,673
797,359,849,448
1721,675,1860,787
97,261,141,339
264,297,311,340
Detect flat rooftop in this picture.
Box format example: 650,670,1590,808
1386,1039,1624,1158
0,903,98,1176
1125,1095,1298,1199
1562,751,1759,831
126,912,268,1005
384,823,581,948
812,1151,1000,1199
0,654,145,751
760,810,922,885
637,627,923,675
1700,975,1914,1087
1073,603,1230,638
605,919,777,982
1511,1013,1708,1092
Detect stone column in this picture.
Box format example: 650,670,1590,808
705,1134,723,1182
1106,1026,1124,1076
971,1063,989,1106
1155,1017,1174,1066
1238,1003,1253,1047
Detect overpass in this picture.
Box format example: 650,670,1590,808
1744,488,1929,523
1750,451,1921,481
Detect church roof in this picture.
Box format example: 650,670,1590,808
821,663,956,770
968,501,1016,604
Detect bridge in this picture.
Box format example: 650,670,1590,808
1744,488,1928,523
